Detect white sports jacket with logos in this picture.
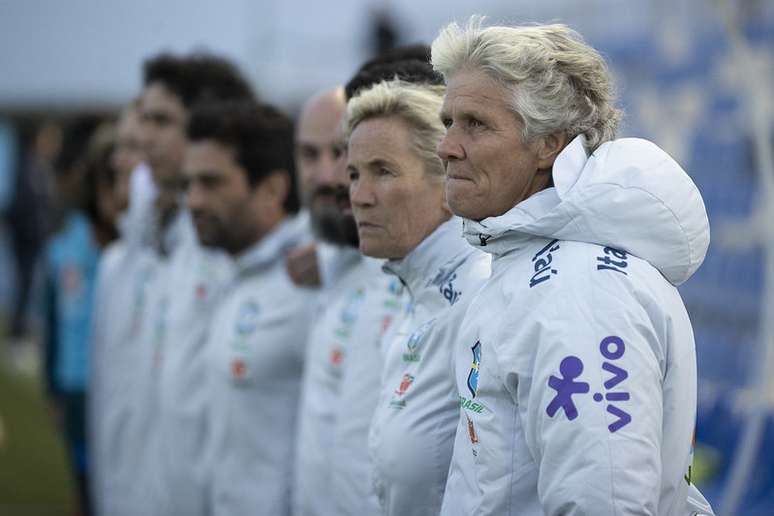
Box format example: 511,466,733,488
89,163,158,516
90,178,196,516
329,258,405,516
440,137,715,516
89,241,156,516
204,215,316,516
144,235,236,516
369,217,491,516
294,250,404,516
119,209,230,516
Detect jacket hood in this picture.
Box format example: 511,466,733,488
462,136,710,286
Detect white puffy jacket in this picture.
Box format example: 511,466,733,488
294,249,404,516
440,136,715,516
204,215,316,516
369,217,491,516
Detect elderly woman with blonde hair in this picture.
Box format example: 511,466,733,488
346,78,490,516
433,18,714,516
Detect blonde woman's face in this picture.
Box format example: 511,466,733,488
347,116,450,259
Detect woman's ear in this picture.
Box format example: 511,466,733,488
535,131,568,169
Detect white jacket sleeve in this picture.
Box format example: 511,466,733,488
499,275,665,515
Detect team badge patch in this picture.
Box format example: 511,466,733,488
235,300,260,336
466,414,479,449
467,341,481,398
231,358,248,380
403,319,434,362
395,373,415,396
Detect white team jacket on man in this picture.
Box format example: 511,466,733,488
440,136,715,516
369,217,491,516
294,247,360,516
88,163,169,516
89,239,157,516
145,235,236,516
294,249,404,516
120,209,210,516
204,215,316,516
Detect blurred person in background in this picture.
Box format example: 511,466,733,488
41,115,116,516
292,45,452,516
4,119,60,350
183,99,315,516
89,53,254,516
291,84,405,516
87,99,147,516
346,79,490,516
432,19,713,515
109,99,145,218
291,86,354,516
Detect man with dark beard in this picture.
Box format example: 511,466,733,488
292,49,445,515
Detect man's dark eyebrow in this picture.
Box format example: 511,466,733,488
189,169,224,180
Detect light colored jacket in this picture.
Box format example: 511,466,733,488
88,162,178,516
146,237,235,516
294,248,405,516
441,136,715,516
369,217,491,516
205,215,316,516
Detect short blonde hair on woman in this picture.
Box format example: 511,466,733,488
431,17,623,151
346,79,447,176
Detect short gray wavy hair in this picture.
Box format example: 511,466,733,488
431,17,623,151
346,78,447,176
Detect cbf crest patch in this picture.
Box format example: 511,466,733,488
235,300,260,336
467,341,482,398
402,319,435,363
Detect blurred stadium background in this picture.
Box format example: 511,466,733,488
1,0,773,514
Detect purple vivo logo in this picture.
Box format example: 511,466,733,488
545,336,632,433
546,356,589,420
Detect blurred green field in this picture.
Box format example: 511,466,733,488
0,353,76,516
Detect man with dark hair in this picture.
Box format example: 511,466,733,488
141,52,255,242
344,43,443,100
182,99,314,516
90,52,255,516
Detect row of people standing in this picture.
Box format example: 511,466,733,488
82,17,716,516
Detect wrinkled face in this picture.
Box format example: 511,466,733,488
110,108,145,214
184,140,264,255
141,82,187,192
438,68,549,221
295,92,355,245
348,116,450,259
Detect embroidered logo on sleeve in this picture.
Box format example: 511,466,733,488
596,336,631,433
545,337,632,433
546,356,589,420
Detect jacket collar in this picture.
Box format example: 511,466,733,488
383,216,469,298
